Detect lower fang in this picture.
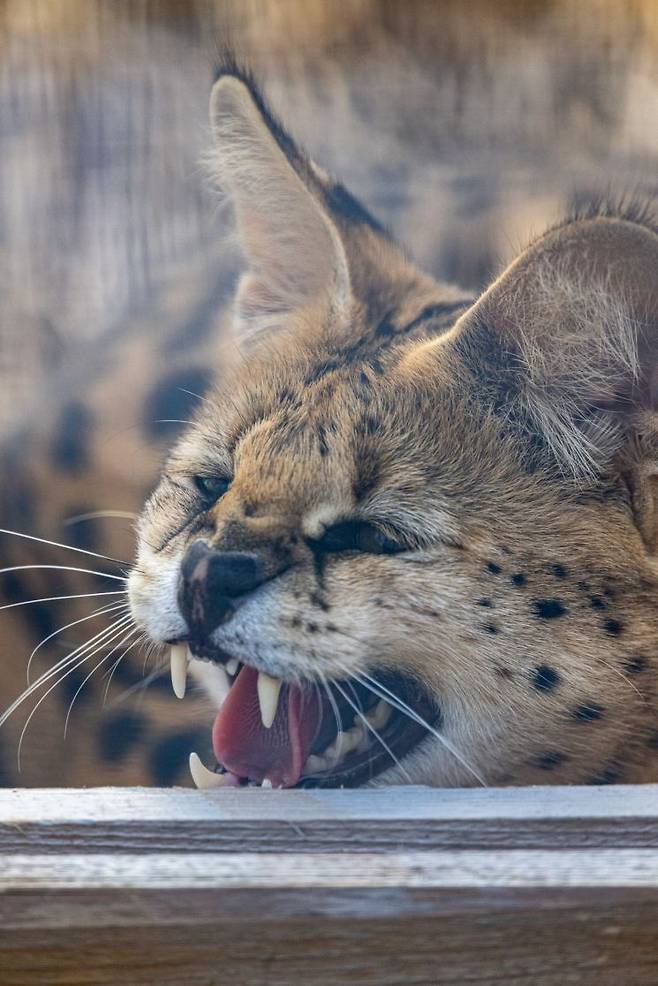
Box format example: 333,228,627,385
225,658,239,676
261,778,273,788
189,752,226,790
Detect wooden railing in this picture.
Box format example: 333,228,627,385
1,784,657,985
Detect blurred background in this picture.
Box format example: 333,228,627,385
0,0,656,786
1,0,657,428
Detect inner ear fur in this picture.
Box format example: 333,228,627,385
209,69,351,343
451,208,658,485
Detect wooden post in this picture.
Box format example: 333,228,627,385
1,784,658,985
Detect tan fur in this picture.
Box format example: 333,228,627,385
128,73,658,788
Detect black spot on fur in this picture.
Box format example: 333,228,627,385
310,593,330,612
590,595,607,611
486,562,502,575
291,617,302,629
317,425,330,458
305,359,341,386
325,623,338,632
375,313,396,337
149,728,209,786
587,765,622,785
532,666,560,692
576,580,591,593
534,751,567,770
401,301,472,336
573,703,604,722
550,563,568,579
646,730,658,750
477,598,492,608
98,712,147,763
307,622,318,634
143,367,211,440
482,622,499,635
533,599,567,620
51,401,94,473
624,655,647,674
511,573,526,587
603,618,624,637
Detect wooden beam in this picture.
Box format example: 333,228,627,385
1,785,658,985
2,783,658,852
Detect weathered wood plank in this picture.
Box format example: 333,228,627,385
1,787,658,984
1,785,657,852
1,849,658,985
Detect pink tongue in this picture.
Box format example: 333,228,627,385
212,666,320,788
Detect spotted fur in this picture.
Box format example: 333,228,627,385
1,63,657,789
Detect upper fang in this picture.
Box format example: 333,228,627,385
170,644,188,699
256,672,282,729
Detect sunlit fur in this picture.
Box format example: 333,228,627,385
128,69,658,788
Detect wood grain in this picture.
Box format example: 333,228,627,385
1,786,658,984
2,784,658,852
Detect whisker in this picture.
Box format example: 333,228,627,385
352,668,487,787
0,528,128,565
5,616,135,767
108,663,167,708
17,619,136,765
26,601,128,684
64,629,139,735
64,510,137,525
0,591,125,613
0,564,126,582
0,615,134,728
101,635,142,706
332,680,413,783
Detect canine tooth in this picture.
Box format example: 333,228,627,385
170,644,188,699
256,672,283,729
367,700,392,730
225,658,239,676
188,752,226,790
304,754,327,774
189,660,231,707
261,778,273,788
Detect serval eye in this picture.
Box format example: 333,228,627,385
312,520,405,556
193,475,230,505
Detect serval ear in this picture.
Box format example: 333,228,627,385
209,65,352,345
448,204,658,543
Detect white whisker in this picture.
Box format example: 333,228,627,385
17,621,133,766
352,668,487,787
0,591,125,613
0,564,126,581
0,615,134,728
64,629,139,735
0,528,127,565
26,601,128,684
64,510,137,525
332,680,413,783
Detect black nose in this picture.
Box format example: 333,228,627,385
177,541,266,639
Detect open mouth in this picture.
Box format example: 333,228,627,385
169,645,439,789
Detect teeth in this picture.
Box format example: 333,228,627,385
225,658,239,676
256,672,283,729
170,644,188,699
365,700,392,730
261,778,273,788
189,752,227,790
304,754,328,774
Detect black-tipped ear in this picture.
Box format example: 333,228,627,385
450,206,658,481
209,68,351,344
